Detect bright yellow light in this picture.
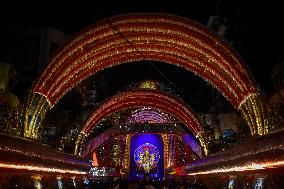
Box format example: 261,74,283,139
0,163,87,175
138,80,158,90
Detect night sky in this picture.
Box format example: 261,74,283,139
0,0,283,96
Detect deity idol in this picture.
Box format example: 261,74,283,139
139,148,155,173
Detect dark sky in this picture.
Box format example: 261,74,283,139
0,0,283,96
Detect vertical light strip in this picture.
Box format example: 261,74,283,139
124,134,131,174
162,134,169,168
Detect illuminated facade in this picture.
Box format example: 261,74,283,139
2,12,284,189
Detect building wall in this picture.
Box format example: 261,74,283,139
37,27,67,73
268,62,284,129
200,112,240,140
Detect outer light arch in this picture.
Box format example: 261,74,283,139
34,13,254,107
26,13,267,139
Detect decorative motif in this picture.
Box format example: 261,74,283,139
126,107,176,124
127,80,178,96
134,143,160,174
138,80,159,90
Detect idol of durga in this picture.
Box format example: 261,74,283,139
138,147,156,173
135,143,160,174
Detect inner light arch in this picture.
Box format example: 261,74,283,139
75,90,207,156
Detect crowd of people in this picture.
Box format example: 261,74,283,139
83,174,208,189
2,174,208,189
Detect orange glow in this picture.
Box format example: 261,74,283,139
264,160,284,168
92,152,99,166
0,162,87,175
187,161,284,175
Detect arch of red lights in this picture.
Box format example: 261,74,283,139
76,90,207,156
31,13,266,135
34,13,256,108
81,90,203,136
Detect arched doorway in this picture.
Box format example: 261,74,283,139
75,90,207,155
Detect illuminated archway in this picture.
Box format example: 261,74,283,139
75,90,207,155
24,13,267,139
79,106,202,158
79,120,199,157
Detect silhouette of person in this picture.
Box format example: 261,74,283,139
140,173,156,189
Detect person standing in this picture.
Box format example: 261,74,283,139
140,173,156,189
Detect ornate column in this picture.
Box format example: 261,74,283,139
74,132,87,155
162,134,170,169
121,134,131,176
